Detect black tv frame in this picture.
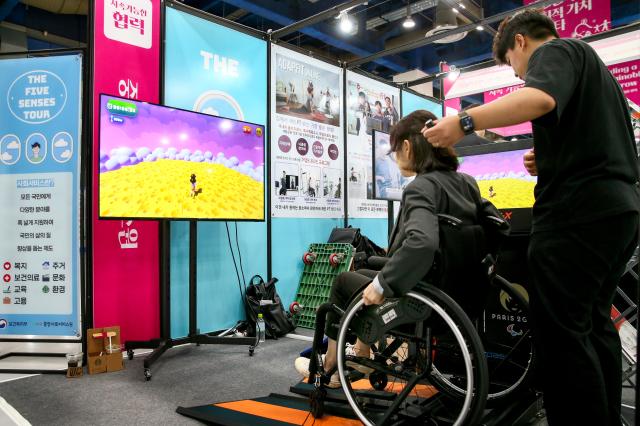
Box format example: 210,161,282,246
97,93,266,222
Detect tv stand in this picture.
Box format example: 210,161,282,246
125,220,255,381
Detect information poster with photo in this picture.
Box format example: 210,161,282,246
271,45,344,218
0,54,82,338
346,71,400,218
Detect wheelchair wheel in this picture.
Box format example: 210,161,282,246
336,285,488,426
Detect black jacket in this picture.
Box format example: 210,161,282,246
377,170,503,297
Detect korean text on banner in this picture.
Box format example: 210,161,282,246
0,54,83,338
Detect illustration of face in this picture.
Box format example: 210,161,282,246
32,144,40,158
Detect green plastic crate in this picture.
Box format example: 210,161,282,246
293,243,354,329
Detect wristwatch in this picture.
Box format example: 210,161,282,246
458,111,475,135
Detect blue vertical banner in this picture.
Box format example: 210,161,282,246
164,5,268,337
401,90,442,118
0,54,83,338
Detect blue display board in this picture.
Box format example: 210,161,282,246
0,54,82,338
164,5,268,337
401,90,442,118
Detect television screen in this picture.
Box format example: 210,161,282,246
98,94,265,220
456,139,535,233
372,130,413,201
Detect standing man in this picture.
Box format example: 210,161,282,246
423,9,639,425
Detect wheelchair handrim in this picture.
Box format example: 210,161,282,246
336,291,474,426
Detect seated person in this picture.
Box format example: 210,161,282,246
295,109,502,387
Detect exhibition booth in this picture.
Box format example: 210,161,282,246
0,0,639,424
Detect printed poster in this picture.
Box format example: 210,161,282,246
271,45,344,218
346,71,400,218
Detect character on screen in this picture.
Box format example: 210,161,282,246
190,174,198,197
30,142,43,163
488,186,496,198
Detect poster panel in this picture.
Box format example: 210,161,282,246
271,45,344,218
346,71,400,219
164,6,268,335
93,0,161,343
0,54,82,338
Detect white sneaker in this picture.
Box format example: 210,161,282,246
294,356,341,388
345,343,375,375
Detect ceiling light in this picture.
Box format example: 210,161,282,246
459,3,466,9
402,5,415,28
476,25,484,31
447,65,460,81
339,11,354,33
452,7,458,13
403,16,416,28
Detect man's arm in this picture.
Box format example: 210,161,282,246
422,87,556,148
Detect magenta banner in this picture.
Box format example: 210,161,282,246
608,60,640,106
483,84,533,137
92,0,161,343
525,0,611,39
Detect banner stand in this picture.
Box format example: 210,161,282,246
0,49,86,373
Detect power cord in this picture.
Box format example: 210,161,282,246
225,222,261,347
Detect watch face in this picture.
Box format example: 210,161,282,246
461,116,473,132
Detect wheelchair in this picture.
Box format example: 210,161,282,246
305,214,535,425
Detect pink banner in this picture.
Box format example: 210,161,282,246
92,0,160,343
483,84,533,137
525,0,611,39
608,59,640,106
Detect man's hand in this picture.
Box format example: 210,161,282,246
421,115,465,148
363,282,384,306
523,149,537,176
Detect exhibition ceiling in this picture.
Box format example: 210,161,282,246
1,0,639,79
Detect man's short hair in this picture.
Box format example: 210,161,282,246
492,8,559,65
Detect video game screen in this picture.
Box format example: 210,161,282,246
457,142,536,210
372,130,413,201
99,94,265,220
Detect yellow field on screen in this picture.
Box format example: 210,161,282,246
477,178,535,209
100,159,264,219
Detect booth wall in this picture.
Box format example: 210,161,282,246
92,0,161,344
164,5,268,337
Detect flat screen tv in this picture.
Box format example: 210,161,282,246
456,139,535,234
98,94,265,220
371,130,414,201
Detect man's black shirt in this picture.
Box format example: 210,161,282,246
524,38,640,232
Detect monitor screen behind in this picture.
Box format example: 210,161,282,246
457,139,535,233
372,130,413,201
98,94,265,220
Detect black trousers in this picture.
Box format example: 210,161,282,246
527,212,638,426
324,269,377,340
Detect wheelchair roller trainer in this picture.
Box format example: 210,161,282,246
290,272,540,426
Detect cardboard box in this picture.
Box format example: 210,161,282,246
87,326,124,374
